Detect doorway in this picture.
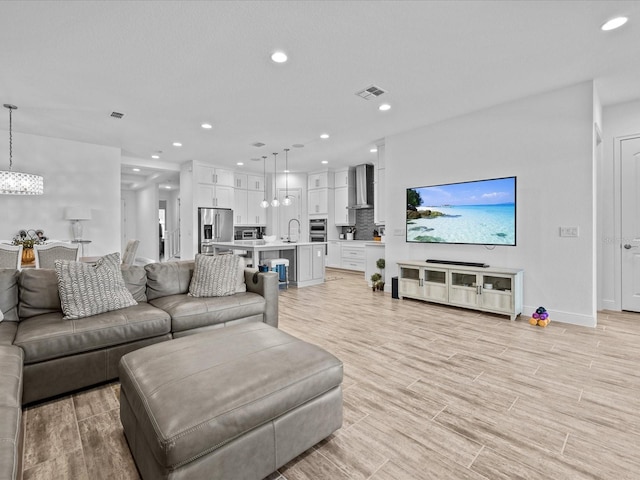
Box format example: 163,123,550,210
620,136,640,311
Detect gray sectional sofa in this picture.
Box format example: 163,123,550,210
0,260,278,480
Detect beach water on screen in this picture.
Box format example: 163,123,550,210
407,204,515,244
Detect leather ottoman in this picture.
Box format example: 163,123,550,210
119,322,343,480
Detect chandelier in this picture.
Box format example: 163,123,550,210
1,104,44,195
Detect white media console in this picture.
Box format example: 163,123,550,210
397,260,523,320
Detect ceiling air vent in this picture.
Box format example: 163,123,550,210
110,111,124,119
355,84,386,100
252,142,266,148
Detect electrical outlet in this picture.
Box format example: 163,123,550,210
559,226,579,237
393,228,404,236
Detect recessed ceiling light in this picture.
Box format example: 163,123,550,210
165,186,171,189
320,133,330,139
132,168,140,172
321,160,328,164
237,162,244,166
271,51,288,63
172,142,182,147
370,148,378,153
151,155,160,159
601,16,628,31
284,169,290,173
378,103,391,111
201,123,212,129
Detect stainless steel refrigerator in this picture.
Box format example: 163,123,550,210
198,207,233,254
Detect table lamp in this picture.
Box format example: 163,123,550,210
64,207,92,241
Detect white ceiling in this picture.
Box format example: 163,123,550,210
2,1,640,190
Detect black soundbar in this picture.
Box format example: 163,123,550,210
426,259,489,268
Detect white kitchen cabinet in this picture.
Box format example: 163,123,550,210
247,174,263,191
196,165,234,186
334,186,355,225
247,190,266,225
296,244,325,287
197,183,234,208
308,172,329,190
308,188,328,215
341,243,365,271
334,168,355,226
234,188,248,224
327,240,341,267
235,171,265,226
397,261,523,321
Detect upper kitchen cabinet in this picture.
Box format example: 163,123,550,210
307,171,333,217
334,168,355,226
235,173,263,191
196,165,234,186
308,188,328,215
374,145,386,225
308,172,329,190
196,164,234,208
234,173,265,225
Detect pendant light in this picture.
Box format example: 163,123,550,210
270,152,280,207
259,156,269,208
282,148,292,206
1,104,44,195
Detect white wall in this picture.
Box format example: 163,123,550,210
385,82,597,327
0,131,120,256
135,184,159,261
600,99,640,311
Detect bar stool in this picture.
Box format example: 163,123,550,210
266,258,289,288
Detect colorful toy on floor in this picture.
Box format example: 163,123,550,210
529,306,550,327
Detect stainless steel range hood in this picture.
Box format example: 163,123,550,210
348,164,374,209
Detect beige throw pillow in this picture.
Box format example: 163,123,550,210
55,252,137,320
189,254,244,297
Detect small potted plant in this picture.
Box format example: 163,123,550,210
375,258,385,290
370,273,382,291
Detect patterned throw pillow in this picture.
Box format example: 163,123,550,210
189,254,243,297
55,252,137,320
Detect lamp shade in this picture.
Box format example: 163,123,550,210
64,206,92,221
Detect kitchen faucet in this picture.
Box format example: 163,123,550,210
288,218,301,243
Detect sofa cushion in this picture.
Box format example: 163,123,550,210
189,254,245,297
0,269,19,322
55,252,137,320
145,261,194,301
18,269,61,320
18,265,144,320
120,265,147,303
13,303,171,364
149,292,265,333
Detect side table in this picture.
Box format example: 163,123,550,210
71,239,91,257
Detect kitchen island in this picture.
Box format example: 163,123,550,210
203,240,326,288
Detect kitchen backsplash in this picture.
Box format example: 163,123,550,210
341,208,376,240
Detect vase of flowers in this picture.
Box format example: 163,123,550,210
12,229,45,265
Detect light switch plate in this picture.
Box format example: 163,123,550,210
559,226,579,237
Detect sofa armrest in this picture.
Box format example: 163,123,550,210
244,269,278,328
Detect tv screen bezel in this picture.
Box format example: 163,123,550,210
406,175,517,247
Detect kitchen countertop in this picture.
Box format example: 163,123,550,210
329,239,385,246
216,240,326,249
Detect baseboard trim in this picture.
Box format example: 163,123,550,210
522,304,596,328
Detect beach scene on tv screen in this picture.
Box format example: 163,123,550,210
406,177,516,245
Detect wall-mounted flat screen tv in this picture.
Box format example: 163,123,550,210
406,176,516,246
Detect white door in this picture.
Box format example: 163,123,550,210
621,136,640,311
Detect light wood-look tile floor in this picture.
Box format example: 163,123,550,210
21,269,640,479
